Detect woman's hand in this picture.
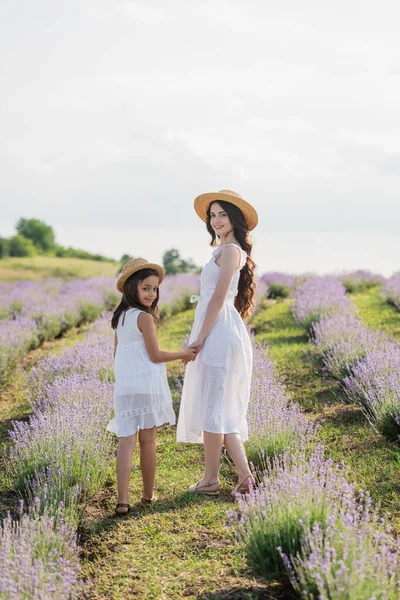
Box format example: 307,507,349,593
182,347,197,364
188,339,204,353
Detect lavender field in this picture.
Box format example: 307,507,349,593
1,268,400,599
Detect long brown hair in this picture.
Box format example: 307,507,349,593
206,200,256,319
111,268,160,329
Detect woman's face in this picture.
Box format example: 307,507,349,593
137,275,160,307
209,202,233,238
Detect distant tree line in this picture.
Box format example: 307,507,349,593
1,218,201,274
118,249,201,275
0,218,114,262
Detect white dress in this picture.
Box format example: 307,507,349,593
106,308,176,437
177,244,253,443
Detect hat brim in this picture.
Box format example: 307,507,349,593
194,192,258,231
117,263,165,293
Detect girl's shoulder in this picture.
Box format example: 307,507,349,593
137,310,154,333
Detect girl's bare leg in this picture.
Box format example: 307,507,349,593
116,433,137,504
139,427,157,500
223,432,253,483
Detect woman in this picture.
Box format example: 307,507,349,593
177,189,257,496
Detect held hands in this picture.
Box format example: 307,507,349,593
181,339,204,365
182,347,197,365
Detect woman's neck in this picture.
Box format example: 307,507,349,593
219,233,239,246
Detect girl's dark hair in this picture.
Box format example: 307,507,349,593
206,200,256,319
111,268,160,329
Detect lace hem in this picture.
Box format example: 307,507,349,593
114,404,167,418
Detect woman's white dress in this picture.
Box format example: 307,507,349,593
177,244,253,443
106,308,176,437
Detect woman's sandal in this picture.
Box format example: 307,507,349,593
141,496,157,505
231,476,254,497
188,480,220,496
115,503,130,515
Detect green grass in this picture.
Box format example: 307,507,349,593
352,285,400,337
0,256,118,281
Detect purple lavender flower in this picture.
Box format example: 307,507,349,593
343,341,400,440
0,501,82,599
340,270,385,293
383,275,400,311
312,312,385,382
259,273,296,299
293,276,353,333
246,341,315,465
280,491,400,599
231,446,353,578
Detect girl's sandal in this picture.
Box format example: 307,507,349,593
115,503,130,515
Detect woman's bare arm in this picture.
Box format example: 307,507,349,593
138,312,196,363
193,245,240,346
113,331,118,359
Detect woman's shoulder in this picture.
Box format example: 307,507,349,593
212,243,245,257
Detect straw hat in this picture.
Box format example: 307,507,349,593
194,189,258,231
117,258,165,293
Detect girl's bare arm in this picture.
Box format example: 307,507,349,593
138,313,196,363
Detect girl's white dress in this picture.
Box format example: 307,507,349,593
106,308,176,437
177,243,253,443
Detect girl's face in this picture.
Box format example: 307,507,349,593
209,202,233,238
137,275,160,307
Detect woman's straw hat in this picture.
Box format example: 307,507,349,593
194,189,258,231
117,258,165,293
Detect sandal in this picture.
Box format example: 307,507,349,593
231,475,254,497
114,503,130,515
141,496,157,505
188,480,220,496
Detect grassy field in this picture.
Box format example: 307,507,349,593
1,285,400,598
0,256,118,281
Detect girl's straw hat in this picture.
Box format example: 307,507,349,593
117,258,165,293
194,189,258,231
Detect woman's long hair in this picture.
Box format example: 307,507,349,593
111,268,160,329
206,200,256,319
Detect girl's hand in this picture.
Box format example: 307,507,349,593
182,347,197,364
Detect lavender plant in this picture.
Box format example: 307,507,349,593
246,341,315,466
0,500,82,599
6,375,114,520
259,272,296,299
343,342,400,440
312,312,384,381
383,275,400,311
340,270,385,294
293,276,353,333
0,277,116,383
280,493,400,599
229,447,352,578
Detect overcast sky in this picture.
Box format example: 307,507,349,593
1,1,400,274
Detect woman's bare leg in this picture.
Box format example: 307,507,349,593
223,432,253,483
139,427,157,500
200,431,224,484
116,433,137,504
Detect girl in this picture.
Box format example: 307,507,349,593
107,257,197,514
177,190,258,496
